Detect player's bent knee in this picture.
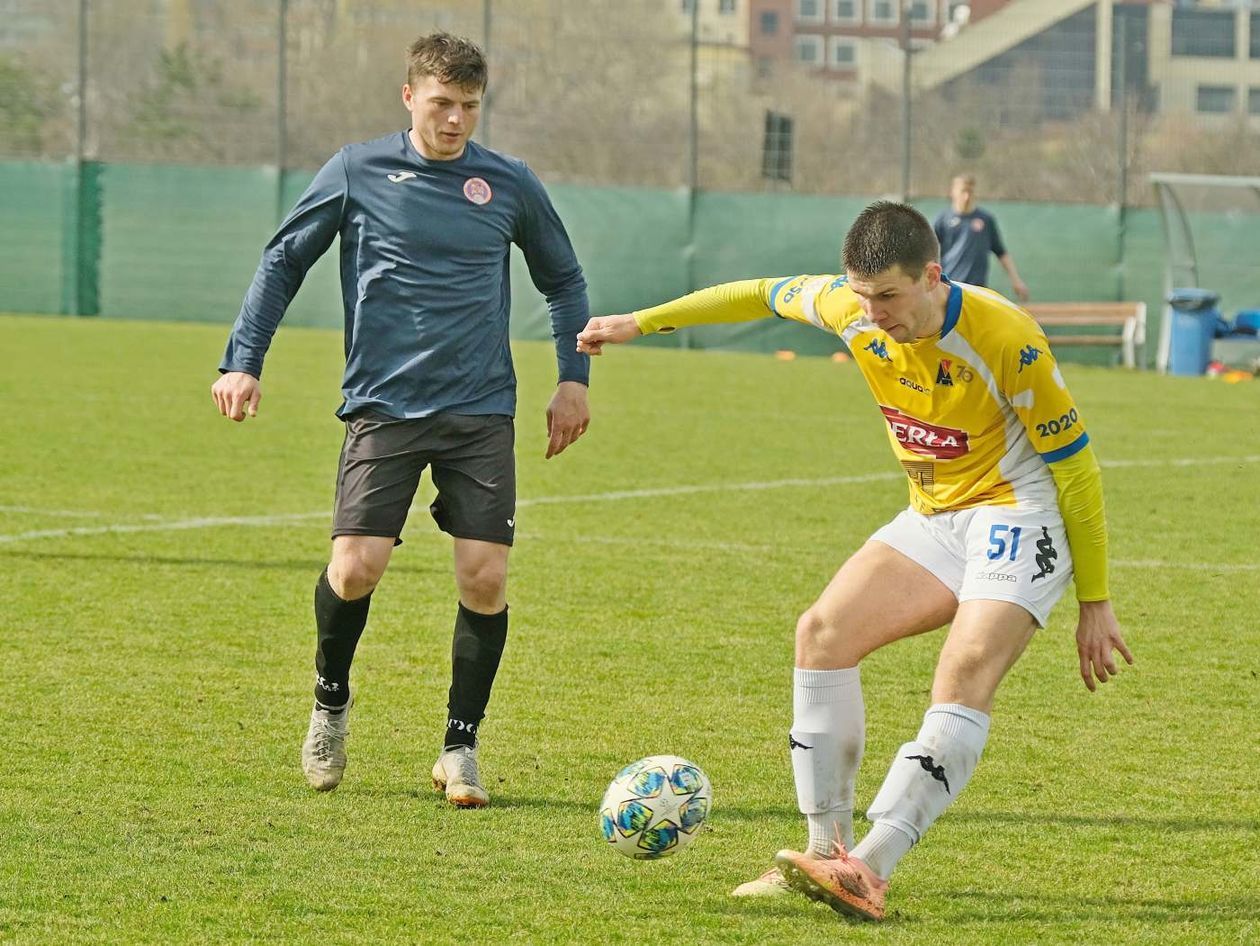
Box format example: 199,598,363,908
329,556,387,601
795,607,861,667
456,562,507,610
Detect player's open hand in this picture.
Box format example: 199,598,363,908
577,314,642,355
1074,599,1133,692
545,380,590,459
212,371,261,422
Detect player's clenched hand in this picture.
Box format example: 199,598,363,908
545,380,590,460
211,371,261,422
577,314,641,355
1074,599,1133,692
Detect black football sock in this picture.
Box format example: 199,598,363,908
313,568,371,709
444,603,509,749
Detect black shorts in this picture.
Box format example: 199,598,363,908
332,411,515,546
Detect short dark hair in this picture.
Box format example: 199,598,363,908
842,201,940,280
406,32,487,90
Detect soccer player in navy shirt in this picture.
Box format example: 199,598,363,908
932,174,1029,302
211,33,591,806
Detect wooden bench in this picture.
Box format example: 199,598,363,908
1025,302,1147,369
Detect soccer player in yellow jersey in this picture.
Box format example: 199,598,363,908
577,202,1133,922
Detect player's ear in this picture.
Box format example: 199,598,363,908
923,261,943,291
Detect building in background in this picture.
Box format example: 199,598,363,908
737,0,1260,123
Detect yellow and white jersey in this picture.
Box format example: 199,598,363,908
765,273,1086,514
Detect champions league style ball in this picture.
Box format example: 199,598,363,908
598,755,712,859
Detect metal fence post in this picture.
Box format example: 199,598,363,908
62,0,99,317
275,0,289,226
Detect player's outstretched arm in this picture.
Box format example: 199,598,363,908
577,314,642,355
1074,599,1133,692
211,371,261,422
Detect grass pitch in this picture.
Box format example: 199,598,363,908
1,314,1257,944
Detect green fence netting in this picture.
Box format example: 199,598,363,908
9,157,1260,368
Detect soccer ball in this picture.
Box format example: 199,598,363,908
598,755,712,859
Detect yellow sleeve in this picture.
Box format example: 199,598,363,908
634,279,777,335
1047,443,1109,602
633,274,848,335
999,336,1108,601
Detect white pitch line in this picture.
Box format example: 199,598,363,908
1101,454,1260,469
524,535,1260,572
0,505,150,519
514,470,902,506
1113,559,1260,573
3,454,1258,547
0,512,326,545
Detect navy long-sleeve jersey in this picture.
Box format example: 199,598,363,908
220,132,590,418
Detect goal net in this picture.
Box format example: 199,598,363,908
1150,172,1260,372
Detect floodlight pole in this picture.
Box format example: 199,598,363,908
482,0,492,147
685,0,700,311
1115,10,1128,300
900,2,912,200
75,0,87,164
276,0,289,225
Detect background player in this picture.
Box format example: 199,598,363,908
211,32,591,806
933,173,1030,302
576,201,1131,920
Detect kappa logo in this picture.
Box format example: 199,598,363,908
788,734,813,751
1018,345,1042,372
878,405,971,459
907,754,951,793
936,359,954,387
387,170,418,183
976,571,1018,583
463,177,493,205
1031,526,1057,582
506,518,515,528
864,338,890,360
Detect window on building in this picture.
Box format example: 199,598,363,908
720,0,737,14
1249,87,1260,115
762,111,794,183
909,0,934,25
797,0,824,25
868,0,899,26
829,36,858,67
1196,84,1235,114
680,0,694,13
1252,13,1260,59
795,34,823,64
832,0,860,24
760,10,779,34
1171,10,1235,59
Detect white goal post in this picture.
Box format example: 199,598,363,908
1150,172,1260,374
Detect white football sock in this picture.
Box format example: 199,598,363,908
790,666,864,854
854,702,991,878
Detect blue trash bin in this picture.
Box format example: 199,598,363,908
1166,288,1220,376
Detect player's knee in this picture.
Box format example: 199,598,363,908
795,607,855,664
329,556,385,600
456,559,507,609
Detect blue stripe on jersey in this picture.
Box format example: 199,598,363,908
769,277,794,315
1041,431,1090,464
941,280,963,339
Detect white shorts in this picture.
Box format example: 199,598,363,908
870,504,1074,626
